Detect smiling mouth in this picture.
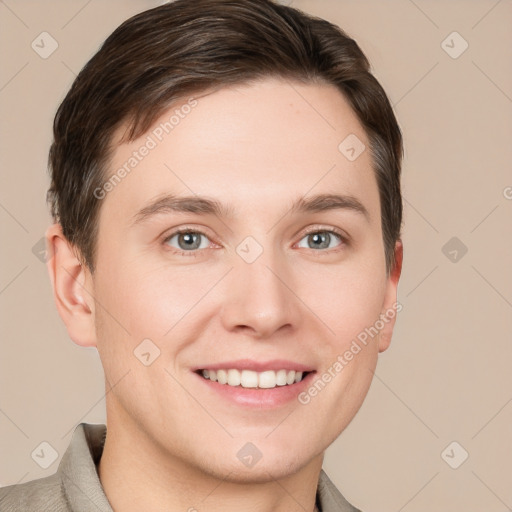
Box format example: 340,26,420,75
197,368,311,389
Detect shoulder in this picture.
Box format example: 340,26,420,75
0,472,69,512
0,423,108,512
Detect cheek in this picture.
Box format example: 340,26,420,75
306,259,387,348
308,259,386,429
94,251,219,339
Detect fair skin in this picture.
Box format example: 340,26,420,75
47,77,402,512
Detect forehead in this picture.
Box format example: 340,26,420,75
100,78,379,228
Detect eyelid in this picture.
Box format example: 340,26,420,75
298,225,349,243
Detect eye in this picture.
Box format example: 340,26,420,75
161,226,347,257
163,229,212,255
296,229,346,251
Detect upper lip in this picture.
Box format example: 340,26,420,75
193,359,315,373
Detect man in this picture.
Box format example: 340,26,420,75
0,0,403,510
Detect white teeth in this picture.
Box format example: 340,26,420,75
200,368,308,388
258,370,276,389
227,369,241,386
217,369,228,384
240,370,258,388
276,369,287,386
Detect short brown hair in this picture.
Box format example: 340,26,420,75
48,0,403,275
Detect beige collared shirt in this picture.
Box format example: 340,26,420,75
0,423,362,511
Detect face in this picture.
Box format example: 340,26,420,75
58,77,401,483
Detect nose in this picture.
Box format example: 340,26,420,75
219,244,303,339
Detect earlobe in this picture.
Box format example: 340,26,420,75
378,239,403,353
45,224,97,348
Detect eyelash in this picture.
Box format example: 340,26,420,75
162,226,348,258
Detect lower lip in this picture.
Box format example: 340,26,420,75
194,371,316,408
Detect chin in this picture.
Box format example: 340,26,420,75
198,445,316,484
214,460,307,485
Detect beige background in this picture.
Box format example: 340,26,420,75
1,0,511,510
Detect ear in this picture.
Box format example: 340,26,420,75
378,239,403,353
46,223,97,348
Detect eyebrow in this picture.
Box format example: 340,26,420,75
131,192,370,225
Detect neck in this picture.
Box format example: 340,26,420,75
97,410,323,512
